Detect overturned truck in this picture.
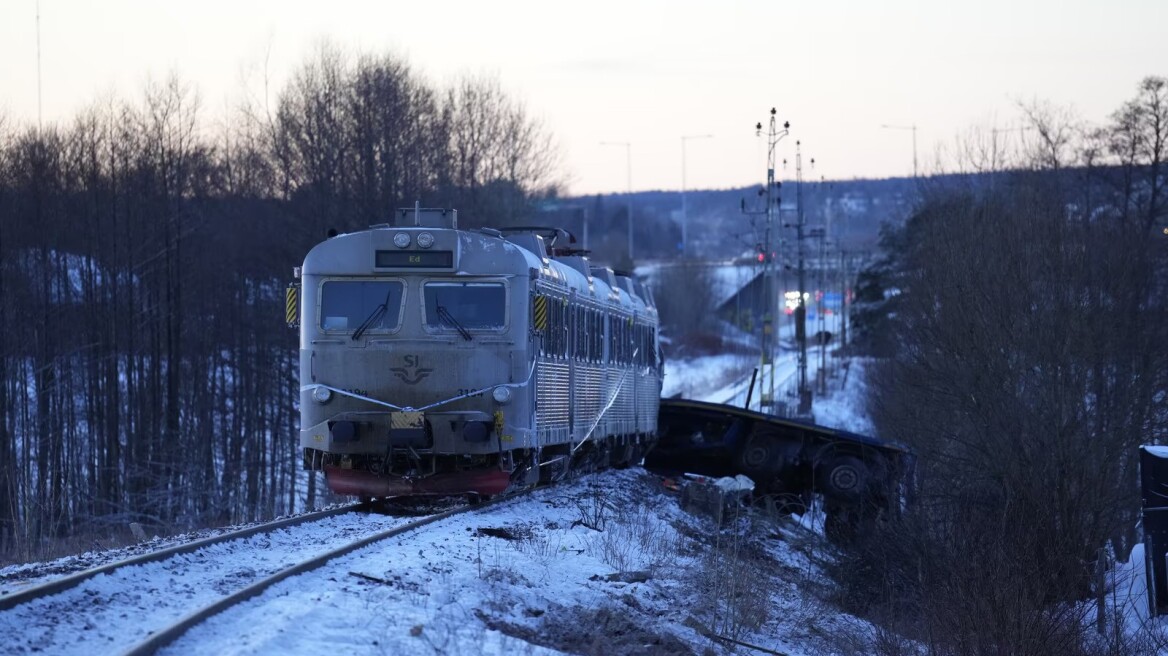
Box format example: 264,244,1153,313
644,398,913,541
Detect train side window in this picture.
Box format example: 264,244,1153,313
580,308,587,361
606,315,614,363
627,322,633,364
616,317,626,361
620,317,627,364
572,306,579,361
591,311,599,362
586,310,593,362
567,303,576,359
555,298,568,359
548,298,559,357
560,299,569,358
584,308,592,362
617,319,625,364
596,312,602,362
584,308,593,359
552,299,558,357
560,299,568,358
613,316,620,364
569,304,577,360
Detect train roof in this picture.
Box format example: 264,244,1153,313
301,222,656,315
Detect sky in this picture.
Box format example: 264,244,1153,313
1,0,1165,195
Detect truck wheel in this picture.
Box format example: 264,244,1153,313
819,455,869,501
735,434,782,475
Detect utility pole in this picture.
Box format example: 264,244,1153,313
795,141,812,415
817,197,828,396
840,250,849,348
881,124,918,179
749,110,789,411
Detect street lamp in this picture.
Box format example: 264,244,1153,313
681,134,713,256
600,141,633,261
881,123,918,179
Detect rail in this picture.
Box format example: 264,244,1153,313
0,502,369,612
122,493,519,655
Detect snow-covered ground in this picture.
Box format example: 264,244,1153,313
808,359,876,435
0,510,429,654
0,467,879,656
162,469,876,656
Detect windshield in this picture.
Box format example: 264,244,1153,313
320,280,404,332
424,282,506,330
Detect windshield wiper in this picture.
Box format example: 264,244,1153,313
352,288,392,341
436,305,472,341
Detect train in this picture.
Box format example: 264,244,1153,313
288,207,664,499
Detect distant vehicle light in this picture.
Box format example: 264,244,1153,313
417,232,435,249
393,232,411,248
312,386,332,404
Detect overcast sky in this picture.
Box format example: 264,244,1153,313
1,0,1165,195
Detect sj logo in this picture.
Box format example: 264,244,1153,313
390,354,433,385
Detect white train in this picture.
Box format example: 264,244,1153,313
290,207,663,498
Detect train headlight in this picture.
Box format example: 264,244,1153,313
312,386,333,404
492,386,512,404
393,232,411,248
417,232,435,249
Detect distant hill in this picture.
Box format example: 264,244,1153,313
537,176,920,266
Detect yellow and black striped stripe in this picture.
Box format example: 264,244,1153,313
533,295,548,331
285,285,300,327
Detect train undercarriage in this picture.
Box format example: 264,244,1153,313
305,432,657,500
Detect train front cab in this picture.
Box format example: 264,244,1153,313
295,216,541,496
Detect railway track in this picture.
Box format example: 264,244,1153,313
0,502,369,612
0,496,504,655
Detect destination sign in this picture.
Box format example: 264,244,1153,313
375,250,454,268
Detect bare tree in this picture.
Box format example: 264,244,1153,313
275,43,351,238
0,47,567,564
849,79,1168,653
442,75,561,227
